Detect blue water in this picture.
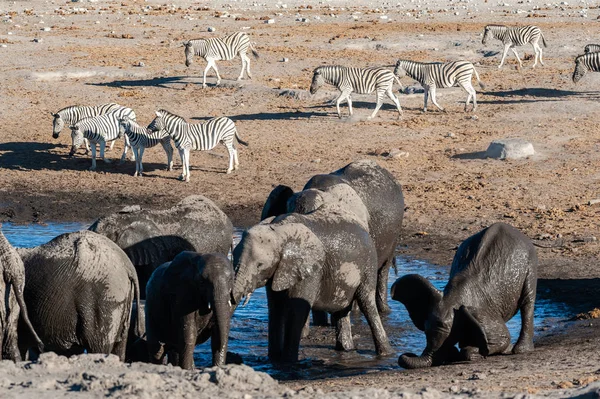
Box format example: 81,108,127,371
3,222,571,379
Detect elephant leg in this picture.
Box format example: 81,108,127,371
376,258,393,314
513,273,536,354
333,308,355,351
267,289,286,362
167,349,179,366
355,285,393,356
311,310,329,326
301,317,310,339
179,312,198,370
282,298,311,363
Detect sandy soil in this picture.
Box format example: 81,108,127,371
1,0,600,397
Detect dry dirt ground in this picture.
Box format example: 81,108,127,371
1,0,600,397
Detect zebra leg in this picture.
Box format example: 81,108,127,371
84,138,91,155
90,144,97,171
125,135,135,161
385,87,403,119
138,147,145,176
161,139,174,171
368,90,386,120
178,148,186,180
461,83,477,112
347,96,354,116
184,149,191,182
133,147,140,177
423,85,430,112
237,53,246,81
108,140,115,152
510,47,523,68
335,89,351,118
226,144,235,174
538,43,545,66
203,60,217,88
499,43,511,69
100,141,112,164
429,86,444,112
210,61,222,86
233,147,240,169
244,53,252,79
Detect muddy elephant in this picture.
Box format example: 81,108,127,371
233,200,392,363
262,159,404,314
145,252,233,369
0,226,44,361
391,222,538,369
16,231,143,361
89,195,233,297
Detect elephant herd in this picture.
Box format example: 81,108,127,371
0,160,538,372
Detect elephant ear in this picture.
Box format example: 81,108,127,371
271,224,325,292
261,185,294,221
390,274,442,331
287,189,324,214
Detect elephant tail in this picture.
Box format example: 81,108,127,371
11,279,44,353
130,272,144,338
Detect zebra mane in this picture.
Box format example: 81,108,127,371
156,109,187,123
485,24,506,29
56,105,83,115
574,53,590,62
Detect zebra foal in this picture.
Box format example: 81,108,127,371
147,110,248,181
118,117,174,177
52,103,121,153
394,59,483,112
69,109,135,171
572,52,600,83
584,44,600,54
309,65,403,119
183,31,259,88
482,25,547,68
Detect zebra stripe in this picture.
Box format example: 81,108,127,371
584,44,600,54
183,31,259,88
147,109,248,181
309,65,402,119
117,117,174,176
482,25,547,68
394,59,482,112
573,52,600,83
70,108,136,171
52,103,121,138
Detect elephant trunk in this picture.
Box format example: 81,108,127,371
398,352,433,369
211,285,232,367
232,265,255,305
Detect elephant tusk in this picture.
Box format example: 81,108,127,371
228,300,232,307
207,303,211,310
243,293,252,307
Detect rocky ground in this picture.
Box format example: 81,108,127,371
1,0,600,397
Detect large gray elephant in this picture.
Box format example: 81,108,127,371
145,251,233,369
89,195,233,297
233,200,392,363
391,222,538,369
261,160,404,314
16,231,143,361
0,227,44,360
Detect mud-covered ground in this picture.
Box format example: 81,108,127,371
1,0,600,397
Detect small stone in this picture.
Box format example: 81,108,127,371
135,61,145,67
32,38,43,43
281,57,289,62
446,132,456,138
485,139,534,160
311,159,321,164
0,44,7,48
388,149,409,159
588,199,600,206
207,26,216,32
450,386,460,393
42,27,51,31
265,19,275,24
469,373,486,380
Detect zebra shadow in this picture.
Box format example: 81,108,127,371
0,142,73,172
87,76,192,90
479,88,600,104
189,110,328,122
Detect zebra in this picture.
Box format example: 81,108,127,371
52,103,122,153
584,44,600,54
309,65,403,119
147,109,248,181
117,117,174,177
394,59,484,112
69,109,136,171
183,31,259,88
482,25,547,68
572,52,600,83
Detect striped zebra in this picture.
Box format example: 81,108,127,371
584,44,600,54
394,60,483,112
52,103,122,153
147,109,248,181
69,108,136,171
118,117,174,177
309,65,403,119
482,25,547,68
183,31,259,88
572,52,600,83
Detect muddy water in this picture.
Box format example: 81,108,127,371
3,223,572,380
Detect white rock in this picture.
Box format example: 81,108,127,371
265,19,275,24
485,139,535,160
208,26,215,32
42,27,51,31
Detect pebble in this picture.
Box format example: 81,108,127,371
32,38,43,43
281,57,289,62
208,26,215,32
265,19,275,24
469,373,486,380
388,149,409,159
588,199,600,206
0,44,6,48
135,61,145,67
446,132,456,138
485,139,535,160
42,27,51,32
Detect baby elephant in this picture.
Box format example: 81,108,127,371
392,222,537,369
145,252,233,369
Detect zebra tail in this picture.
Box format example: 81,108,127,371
541,33,547,48
235,129,249,146
473,66,486,90
250,43,259,59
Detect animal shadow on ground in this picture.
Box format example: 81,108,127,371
87,76,192,90
0,142,72,172
190,110,328,122
478,88,600,105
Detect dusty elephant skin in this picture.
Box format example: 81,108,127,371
391,222,537,369
16,231,143,361
89,195,233,297
144,251,234,369
262,160,404,316
233,199,392,363
0,226,44,360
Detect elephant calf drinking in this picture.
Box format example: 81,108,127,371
391,222,538,369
